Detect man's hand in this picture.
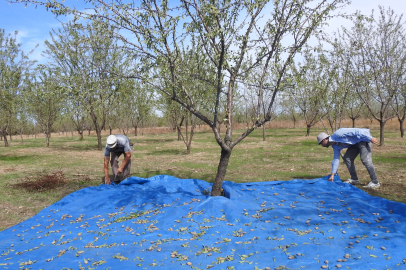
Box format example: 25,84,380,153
370,137,379,145
116,151,131,176
105,176,111,185
328,173,335,182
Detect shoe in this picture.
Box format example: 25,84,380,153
344,179,360,185
363,182,380,188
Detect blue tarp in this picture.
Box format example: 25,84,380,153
1,175,406,269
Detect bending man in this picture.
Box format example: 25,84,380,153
316,128,380,188
104,134,133,184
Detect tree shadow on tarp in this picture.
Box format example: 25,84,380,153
1,174,406,269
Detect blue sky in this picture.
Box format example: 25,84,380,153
1,0,89,63
1,0,406,64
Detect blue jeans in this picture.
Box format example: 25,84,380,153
343,141,378,184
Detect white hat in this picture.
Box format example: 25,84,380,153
316,132,330,144
106,135,118,148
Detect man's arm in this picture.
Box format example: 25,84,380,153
117,151,131,174
329,147,341,182
104,156,111,184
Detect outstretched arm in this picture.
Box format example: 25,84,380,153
329,147,341,182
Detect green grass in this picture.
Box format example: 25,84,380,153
0,125,405,231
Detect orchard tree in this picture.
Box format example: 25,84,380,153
162,97,185,139
69,101,88,140
13,0,350,196
105,106,119,135
290,50,335,136
158,40,216,152
117,79,155,137
244,69,280,141
392,82,406,137
25,65,64,147
323,49,349,132
163,99,198,154
0,29,34,147
339,7,406,145
15,108,30,142
44,21,128,150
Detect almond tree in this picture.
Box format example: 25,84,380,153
324,50,349,132
25,65,64,147
392,82,406,137
290,50,335,136
0,29,34,147
339,7,406,145
15,108,30,142
244,67,282,141
13,0,349,195
159,40,216,152
44,21,127,150
345,90,364,128
118,80,155,137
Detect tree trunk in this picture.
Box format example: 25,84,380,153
45,132,50,147
306,125,311,136
398,118,405,138
379,120,385,146
350,117,356,128
211,146,232,196
186,144,191,154
134,125,138,136
78,131,84,140
90,109,104,150
96,128,102,150
2,131,9,147
177,127,182,141
19,131,24,143
262,125,266,141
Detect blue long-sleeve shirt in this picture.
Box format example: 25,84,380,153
329,128,373,173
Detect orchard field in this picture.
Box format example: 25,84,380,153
1,119,405,231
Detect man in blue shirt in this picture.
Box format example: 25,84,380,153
317,128,380,188
103,134,133,184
